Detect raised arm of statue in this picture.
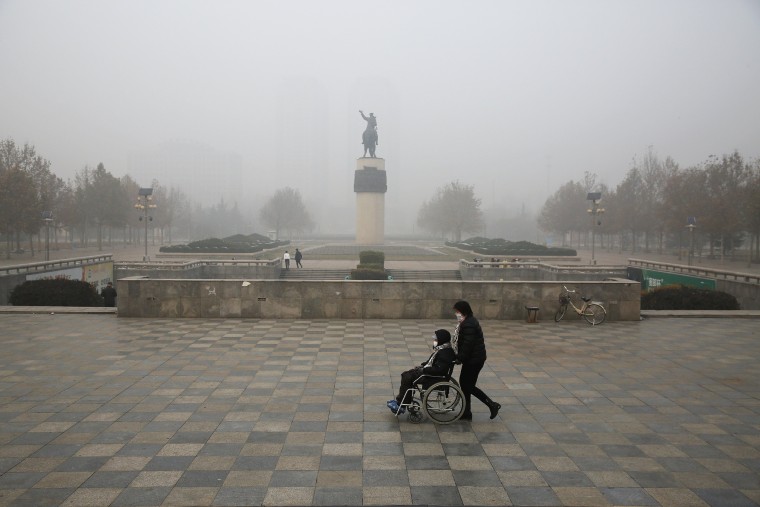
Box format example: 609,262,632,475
360,110,369,122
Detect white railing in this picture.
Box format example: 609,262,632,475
117,258,280,270
0,255,113,276
459,259,621,272
628,258,760,285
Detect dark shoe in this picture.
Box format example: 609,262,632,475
459,412,472,421
488,401,501,419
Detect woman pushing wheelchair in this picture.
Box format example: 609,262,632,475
387,301,501,422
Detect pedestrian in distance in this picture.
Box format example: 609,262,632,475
101,281,117,307
295,248,303,268
283,250,290,269
451,300,501,420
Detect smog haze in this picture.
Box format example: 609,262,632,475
1,0,759,235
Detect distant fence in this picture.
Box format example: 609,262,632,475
0,255,114,304
627,258,759,309
628,258,760,285
116,258,281,280
117,277,641,321
459,259,627,281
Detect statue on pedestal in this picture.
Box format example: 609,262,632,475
360,110,378,158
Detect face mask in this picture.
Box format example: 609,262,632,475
455,312,464,322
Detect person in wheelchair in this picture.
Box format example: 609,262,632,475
387,329,456,414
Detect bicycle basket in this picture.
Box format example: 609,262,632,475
558,294,570,305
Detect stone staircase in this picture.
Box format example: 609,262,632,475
279,269,350,280
278,269,461,280
387,269,461,280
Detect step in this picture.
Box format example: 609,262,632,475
279,269,462,280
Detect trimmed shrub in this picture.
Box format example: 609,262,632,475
641,285,740,310
359,250,385,267
350,268,389,280
10,278,103,307
447,237,576,257
160,235,288,253
222,233,271,244
356,263,383,271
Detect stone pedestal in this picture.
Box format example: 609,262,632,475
354,158,386,245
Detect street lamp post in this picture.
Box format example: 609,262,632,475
41,211,53,261
686,217,696,266
586,192,605,265
135,188,156,261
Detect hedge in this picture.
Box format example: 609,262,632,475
359,250,385,266
447,237,576,257
641,285,740,310
160,236,288,253
10,278,103,307
350,268,390,280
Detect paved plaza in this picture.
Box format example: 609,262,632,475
0,314,759,506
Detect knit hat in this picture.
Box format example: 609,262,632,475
434,329,451,344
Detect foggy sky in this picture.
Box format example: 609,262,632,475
1,0,759,234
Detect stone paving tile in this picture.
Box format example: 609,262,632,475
0,315,759,506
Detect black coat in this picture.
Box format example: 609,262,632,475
420,346,456,376
101,286,117,307
455,316,487,365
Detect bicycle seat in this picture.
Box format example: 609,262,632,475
581,296,591,302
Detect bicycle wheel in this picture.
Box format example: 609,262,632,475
554,305,567,322
583,303,607,325
423,381,465,424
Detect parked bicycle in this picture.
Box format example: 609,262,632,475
554,285,607,325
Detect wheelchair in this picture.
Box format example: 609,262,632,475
391,365,466,424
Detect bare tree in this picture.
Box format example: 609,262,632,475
702,152,751,259
0,168,38,258
744,159,760,263
260,187,314,239
0,139,58,256
417,181,483,242
537,180,587,246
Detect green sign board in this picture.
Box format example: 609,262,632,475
639,268,716,291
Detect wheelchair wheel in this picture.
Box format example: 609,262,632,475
422,381,465,424
407,400,424,424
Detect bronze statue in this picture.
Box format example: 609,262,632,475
360,110,378,158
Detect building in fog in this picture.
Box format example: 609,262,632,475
274,77,330,231
127,141,243,207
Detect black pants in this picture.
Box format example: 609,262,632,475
396,366,422,404
459,361,489,416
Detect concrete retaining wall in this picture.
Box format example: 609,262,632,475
628,258,760,310
117,277,640,321
115,260,280,281
716,279,760,310
460,261,628,282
